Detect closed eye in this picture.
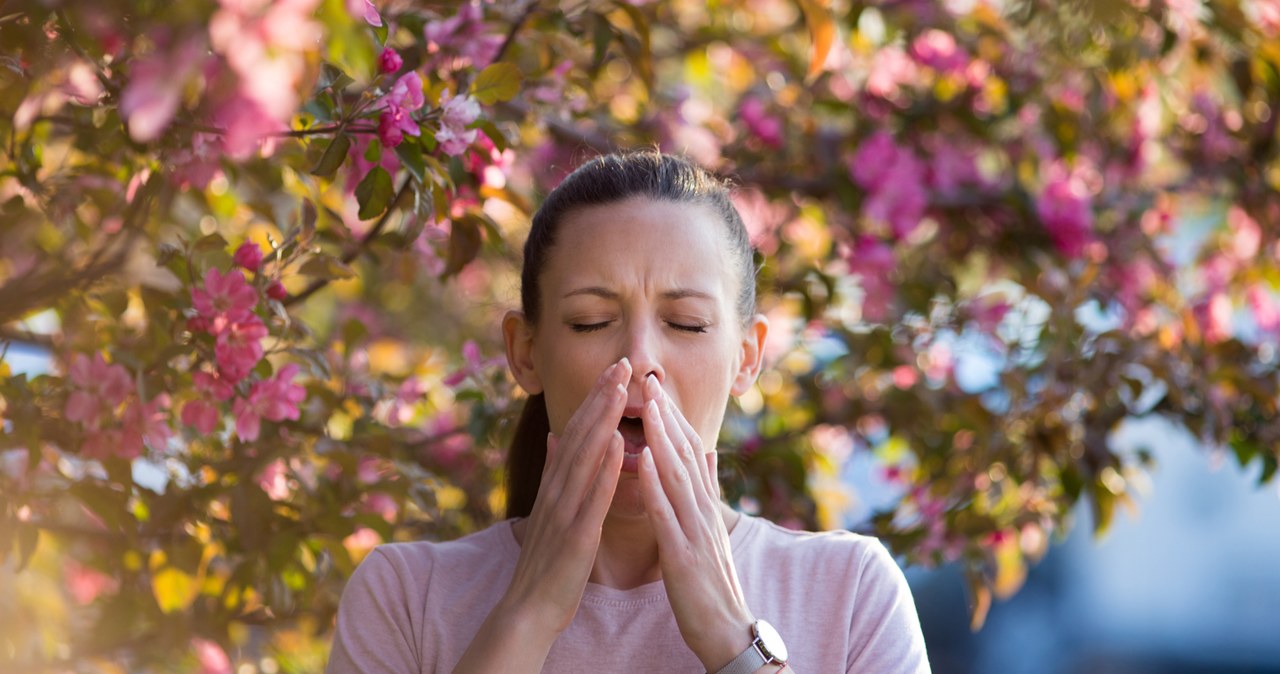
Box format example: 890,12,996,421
569,322,610,333
668,322,708,333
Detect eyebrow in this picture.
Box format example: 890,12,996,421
562,286,716,301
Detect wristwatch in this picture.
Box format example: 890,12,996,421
710,619,789,674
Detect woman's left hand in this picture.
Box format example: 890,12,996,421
636,373,757,672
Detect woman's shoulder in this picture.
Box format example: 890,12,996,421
356,518,520,581
734,514,902,581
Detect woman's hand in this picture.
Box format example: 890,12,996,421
455,357,631,672
636,373,758,672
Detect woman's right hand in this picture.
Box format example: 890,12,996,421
455,357,630,672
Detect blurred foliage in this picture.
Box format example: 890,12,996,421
1,0,1279,669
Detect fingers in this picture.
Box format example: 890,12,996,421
581,430,625,523
540,358,631,506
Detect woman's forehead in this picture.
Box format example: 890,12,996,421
544,198,737,296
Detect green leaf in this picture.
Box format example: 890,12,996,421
444,217,482,277
476,119,507,152
355,166,394,220
298,254,356,280
394,140,426,184
151,566,198,613
192,232,229,253
311,135,351,178
471,62,521,105
364,138,383,164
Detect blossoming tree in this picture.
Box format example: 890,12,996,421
1,0,1278,669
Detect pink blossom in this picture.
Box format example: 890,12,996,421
119,394,173,457
926,139,977,197
846,237,896,322
378,106,418,148
1247,285,1280,335
181,399,221,435
363,492,399,522
910,29,968,74
1036,162,1094,259
232,364,305,441
343,526,382,557
194,369,236,401
923,340,954,384
232,241,264,272
738,97,784,148
358,0,382,27
848,132,899,190
386,376,428,426
865,45,918,99
378,48,402,75
120,37,208,142
848,134,929,239
64,559,119,605
258,459,291,500
265,280,288,301
210,95,287,161
1197,292,1234,344
192,638,232,674
443,340,504,387
1226,206,1261,261
65,353,133,430
170,132,225,191
385,71,425,111
423,2,501,69
191,267,258,331
1245,0,1280,36
215,316,268,382
436,91,480,156
892,365,918,389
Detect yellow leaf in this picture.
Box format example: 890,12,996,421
472,62,521,105
151,566,198,613
797,0,836,82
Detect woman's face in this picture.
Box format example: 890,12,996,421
506,196,767,516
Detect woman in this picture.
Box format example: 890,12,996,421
327,152,930,673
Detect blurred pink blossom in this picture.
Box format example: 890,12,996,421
266,280,288,301
232,241,264,272
192,638,232,674
1197,292,1234,344
865,45,918,100
925,138,978,197
423,2,501,69
191,268,258,331
258,459,291,500
378,105,418,148
1245,0,1280,36
357,0,382,27
170,132,225,191
1247,284,1280,335
181,399,221,435
120,37,207,142
232,364,305,441
436,91,481,156
909,29,968,74
1036,162,1094,259
215,316,268,382
443,340,503,387
1226,206,1261,261
64,559,119,605
65,353,133,430
378,47,402,75
385,376,428,426
738,97,784,148
849,133,928,238
846,236,897,322
119,394,173,457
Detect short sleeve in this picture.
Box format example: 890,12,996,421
846,542,931,673
326,547,421,674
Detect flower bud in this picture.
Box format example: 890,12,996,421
378,48,403,75
233,241,264,272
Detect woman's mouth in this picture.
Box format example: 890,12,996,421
617,407,646,473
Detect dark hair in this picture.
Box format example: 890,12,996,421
505,151,757,518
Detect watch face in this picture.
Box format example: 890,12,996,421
755,619,788,663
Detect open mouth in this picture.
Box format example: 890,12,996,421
617,408,647,472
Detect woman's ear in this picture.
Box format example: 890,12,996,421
731,313,769,396
503,310,543,395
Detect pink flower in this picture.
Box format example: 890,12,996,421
436,91,480,156
169,132,224,191
194,369,236,401
265,280,288,301
377,106,418,147
64,559,119,605
848,134,928,239
191,267,258,331
1036,163,1094,259
214,316,268,382
65,353,133,430
258,459,291,501
233,241,264,272
119,394,172,457
1197,292,1234,344
1247,284,1279,335
120,37,208,142
739,97,784,148
926,138,978,197
357,0,382,27
232,364,305,441
378,47,402,75
1227,206,1261,261
846,237,897,322
181,399,221,435
192,638,232,674
443,340,504,387
423,2,501,69
910,29,968,74
865,45,918,99
385,71,425,111
848,132,899,190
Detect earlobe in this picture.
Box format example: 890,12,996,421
730,313,770,396
502,310,543,395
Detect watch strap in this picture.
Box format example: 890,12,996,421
710,640,767,674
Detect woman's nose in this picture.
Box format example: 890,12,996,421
623,321,665,387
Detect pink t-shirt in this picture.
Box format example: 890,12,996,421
326,514,930,673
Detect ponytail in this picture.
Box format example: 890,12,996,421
505,393,549,518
